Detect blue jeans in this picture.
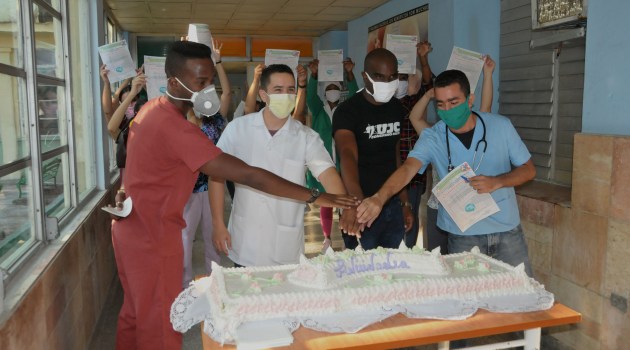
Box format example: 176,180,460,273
342,197,405,250
447,225,533,277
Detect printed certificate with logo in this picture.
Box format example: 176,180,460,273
446,46,485,93
143,56,167,100
317,49,343,82
265,49,300,70
98,40,136,83
386,34,418,74
432,162,499,232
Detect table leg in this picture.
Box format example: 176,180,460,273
524,327,541,350
437,341,450,350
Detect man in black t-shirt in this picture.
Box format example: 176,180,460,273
332,48,413,250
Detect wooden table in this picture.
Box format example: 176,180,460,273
201,303,580,350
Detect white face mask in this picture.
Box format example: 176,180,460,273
166,77,221,118
395,80,409,99
365,73,399,103
325,90,341,103
265,93,296,119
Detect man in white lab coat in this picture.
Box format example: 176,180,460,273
209,64,360,267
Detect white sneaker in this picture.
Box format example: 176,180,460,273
321,238,332,254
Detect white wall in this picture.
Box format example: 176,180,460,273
346,0,500,118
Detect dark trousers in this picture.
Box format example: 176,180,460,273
342,197,405,250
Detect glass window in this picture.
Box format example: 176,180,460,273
0,166,37,267
0,0,24,68
0,74,30,165
68,0,96,199
37,84,67,153
40,153,71,219
39,0,61,13
33,3,64,78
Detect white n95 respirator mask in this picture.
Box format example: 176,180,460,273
166,77,221,117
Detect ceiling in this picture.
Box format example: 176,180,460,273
105,0,391,37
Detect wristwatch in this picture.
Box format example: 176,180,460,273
306,188,321,203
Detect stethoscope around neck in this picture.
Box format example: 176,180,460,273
446,112,487,172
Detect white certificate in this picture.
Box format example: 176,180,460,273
446,47,485,93
265,49,300,70
432,162,500,232
143,56,167,100
386,34,418,74
318,49,343,82
187,23,213,48
98,40,136,83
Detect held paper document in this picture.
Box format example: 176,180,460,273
187,23,213,49
101,197,133,218
265,49,300,69
432,162,499,232
446,46,485,93
98,40,137,83
317,49,343,82
386,34,418,74
143,56,167,100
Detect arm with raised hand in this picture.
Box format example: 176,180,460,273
100,64,114,122
417,41,434,86
343,58,357,88
408,88,434,135
293,64,307,123
306,59,324,117
244,63,264,114
212,40,232,118
480,55,495,113
107,73,145,139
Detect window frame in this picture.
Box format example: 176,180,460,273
0,0,100,286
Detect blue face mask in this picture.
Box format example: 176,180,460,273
437,97,471,130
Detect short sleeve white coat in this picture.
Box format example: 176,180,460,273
216,109,335,266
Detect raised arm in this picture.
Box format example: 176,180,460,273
112,77,131,110
244,63,264,114
293,64,307,124
107,73,145,139
343,58,356,86
417,41,433,86
100,64,114,122
306,59,324,116
408,88,434,135
480,55,495,113
212,40,232,118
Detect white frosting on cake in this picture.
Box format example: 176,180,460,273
288,246,449,289
201,246,546,343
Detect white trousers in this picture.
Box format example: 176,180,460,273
181,191,220,289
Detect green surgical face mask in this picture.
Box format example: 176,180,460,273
437,97,471,130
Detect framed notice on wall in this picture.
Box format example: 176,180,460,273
532,0,587,30
367,5,429,54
